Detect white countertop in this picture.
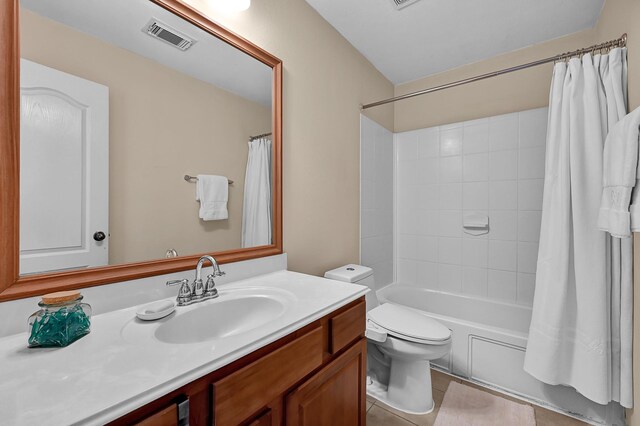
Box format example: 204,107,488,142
0,270,367,425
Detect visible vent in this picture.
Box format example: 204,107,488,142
390,0,421,10
143,19,196,51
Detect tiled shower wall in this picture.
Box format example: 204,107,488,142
395,108,547,305
360,115,394,289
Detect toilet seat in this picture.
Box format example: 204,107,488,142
367,303,451,345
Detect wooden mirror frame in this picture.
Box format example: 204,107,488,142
0,0,283,301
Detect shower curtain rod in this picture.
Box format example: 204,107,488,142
249,132,272,141
361,33,627,110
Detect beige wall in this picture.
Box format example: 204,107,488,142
394,1,639,133
393,0,640,420
183,0,394,276
21,9,271,264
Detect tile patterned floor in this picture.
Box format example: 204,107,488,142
366,370,588,426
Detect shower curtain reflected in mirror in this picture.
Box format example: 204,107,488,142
241,137,272,248
524,47,632,408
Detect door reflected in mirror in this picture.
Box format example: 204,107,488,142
19,0,274,275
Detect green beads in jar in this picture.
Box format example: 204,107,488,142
28,291,92,348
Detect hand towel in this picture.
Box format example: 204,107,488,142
195,175,228,221
598,107,640,238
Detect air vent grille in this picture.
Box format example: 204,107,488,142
390,0,421,10
143,19,196,51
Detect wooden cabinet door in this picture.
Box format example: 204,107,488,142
133,404,177,426
285,338,366,426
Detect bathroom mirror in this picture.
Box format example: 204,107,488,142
0,0,283,300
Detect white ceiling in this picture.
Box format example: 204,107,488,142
305,0,605,84
21,0,272,106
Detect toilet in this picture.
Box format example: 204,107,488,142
325,264,452,414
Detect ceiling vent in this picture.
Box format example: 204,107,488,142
143,19,196,51
390,0,421,10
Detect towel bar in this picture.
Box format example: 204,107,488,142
184,175,233,185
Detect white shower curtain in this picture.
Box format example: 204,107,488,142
241,137,272,248
524,48,632,407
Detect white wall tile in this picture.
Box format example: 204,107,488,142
398,160,418,185
517,272,536,305
361,116,394,288
518,242,539,274
518,211,542,242
439,210,462,237
438,237,462,265
518,179,544,210
418,184,439,210
396,130,418,161
438,264,462,293
419,158,440,184
463,267,488,296
440,127,463,156
519,108,548,148
417,261,438,288
417,127,440,158
362,179,376,210
518,146,546,179
439,183,462,210
463,238,488,268
488,269,517,302
489,150,518,180
439,156,462,183
489,181,518,210
489,210,517,241
463,122,489,154
489,113,519,151
393,108,547,305
418,210,439,236
361,210,376,238
397,258,417,285
463,153,489,182
398,234,418,260
463,182,489,210
417,236,438,262
488,240,517,271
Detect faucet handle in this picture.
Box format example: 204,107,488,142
166,279,192,306
204,274,219,299
166,279,189,287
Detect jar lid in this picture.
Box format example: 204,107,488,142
41,290,81,305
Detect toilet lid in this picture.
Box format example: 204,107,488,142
368,303,451,343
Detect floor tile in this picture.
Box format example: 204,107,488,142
373,389,445,426
366,405,414,426
535,406,588,425
366,399,374,412
431,370,460,393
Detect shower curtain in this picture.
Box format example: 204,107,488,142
241,137,272,248
524,48,632,407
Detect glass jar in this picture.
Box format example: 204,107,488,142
28,293,92,348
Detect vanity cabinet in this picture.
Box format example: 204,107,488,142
110,297,366,426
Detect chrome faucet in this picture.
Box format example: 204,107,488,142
166,255,225,306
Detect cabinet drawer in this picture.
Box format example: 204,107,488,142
329,301,365,354
213,326,323,425
133,404,177,426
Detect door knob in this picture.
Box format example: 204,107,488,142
93,231,106,242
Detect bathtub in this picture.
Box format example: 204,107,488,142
377,284,625,426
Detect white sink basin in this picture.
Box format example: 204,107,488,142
156,296,285,344
121,287,295,345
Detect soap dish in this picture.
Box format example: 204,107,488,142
136,300,176,321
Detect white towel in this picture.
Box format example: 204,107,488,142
195,175,228,221
597,107,640,238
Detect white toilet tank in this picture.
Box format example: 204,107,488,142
324,264,379,310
